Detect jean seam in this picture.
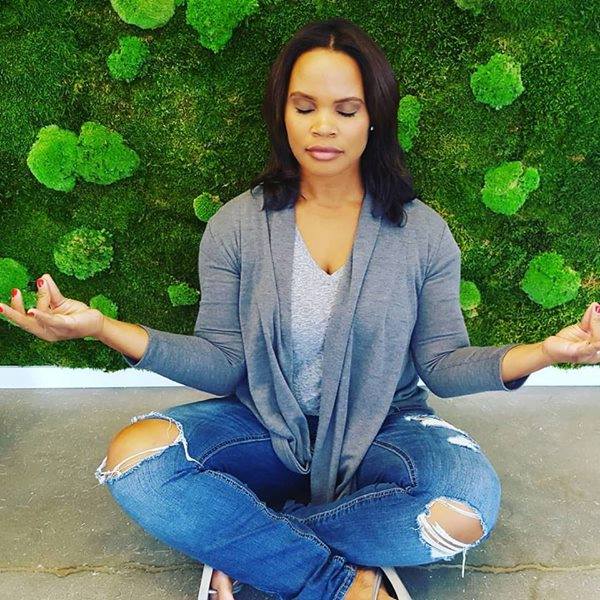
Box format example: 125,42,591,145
202,468,335,554
333,562,357,600
195,435,272,468
293,487,412,525
371,440,418,488
202,468,346,598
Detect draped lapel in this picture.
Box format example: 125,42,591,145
261,188,383,424
252,186,423,502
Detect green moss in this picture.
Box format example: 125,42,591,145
75,121,141,185
460,280,481,317
110,0,176,29
454,0,488,16
89,293,119,320
470,53,525,110
481,160,540,215
186,0,260,53
26,121,141,191
84,293,119,340
26,125,79,192
1,0,598,369
167,281,199,306
193,192,222,222
53,227,114,280
0,258,31,307
0,259,37,328
397,94,422,152
521,252,581,309
107,36,150,82
0,26,79,155
72,186,146,235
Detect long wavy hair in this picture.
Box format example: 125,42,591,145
248,17,418,227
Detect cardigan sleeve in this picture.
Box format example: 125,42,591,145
409,222,530,398
120,219,245,397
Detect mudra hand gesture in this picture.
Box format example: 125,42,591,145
0,273,105,341
541,302,600,365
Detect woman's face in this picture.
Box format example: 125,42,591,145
284,48,370,178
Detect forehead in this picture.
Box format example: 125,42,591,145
288,49,364,102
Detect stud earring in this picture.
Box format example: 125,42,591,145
369,125,374,131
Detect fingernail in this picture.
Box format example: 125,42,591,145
12,288,18,297
0,305,4,313
37,278,44,287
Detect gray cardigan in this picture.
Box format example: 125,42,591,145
123,184,529,504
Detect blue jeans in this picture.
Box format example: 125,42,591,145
94,396,502,599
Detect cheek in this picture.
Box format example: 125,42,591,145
347,117,369,138
284,115,303,143
347,128,370,152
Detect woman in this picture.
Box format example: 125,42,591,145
4,17,600,600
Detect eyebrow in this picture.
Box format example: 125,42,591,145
288,91,364,104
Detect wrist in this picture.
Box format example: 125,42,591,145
539,339,556,367
94,313,108,342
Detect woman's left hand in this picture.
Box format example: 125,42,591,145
541,302,600,365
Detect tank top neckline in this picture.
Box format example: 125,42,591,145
295,224,347,279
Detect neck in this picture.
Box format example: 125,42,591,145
298,179,365,211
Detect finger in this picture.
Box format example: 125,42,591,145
0,302,42,335
590,303,600,338
580,302,598,333
39,273,68,310
28,306,63,328
10,288,25,315
36,276,51,312
27,306,66,338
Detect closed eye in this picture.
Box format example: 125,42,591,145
295,108,357,118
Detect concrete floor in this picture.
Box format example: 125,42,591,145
1,386,599,600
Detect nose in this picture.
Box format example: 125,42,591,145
311,118,337,137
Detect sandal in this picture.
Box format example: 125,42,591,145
197,564,244,600
197,563,410,600
378,566,413,599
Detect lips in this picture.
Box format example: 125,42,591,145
307,149,343,161
307,146,342,153
307,146,341,152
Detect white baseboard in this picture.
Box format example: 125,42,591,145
0,365,596,388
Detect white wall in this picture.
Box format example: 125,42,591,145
0,365,597,388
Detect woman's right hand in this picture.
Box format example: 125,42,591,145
0,273,105,342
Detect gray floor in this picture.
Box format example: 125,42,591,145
1,386,599,599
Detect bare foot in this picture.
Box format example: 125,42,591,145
210,568,236,600
345,566,394,599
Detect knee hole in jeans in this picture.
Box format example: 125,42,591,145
104,418,181,474
416,496,487,578
94,411,205,486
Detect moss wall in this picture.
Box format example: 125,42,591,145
0,0,597,372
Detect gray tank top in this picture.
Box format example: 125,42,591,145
290,224,349,416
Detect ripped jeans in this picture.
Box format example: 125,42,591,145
94,396,502,600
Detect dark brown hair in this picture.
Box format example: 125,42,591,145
248,17,418,227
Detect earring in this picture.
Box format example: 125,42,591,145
369,125,374,131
